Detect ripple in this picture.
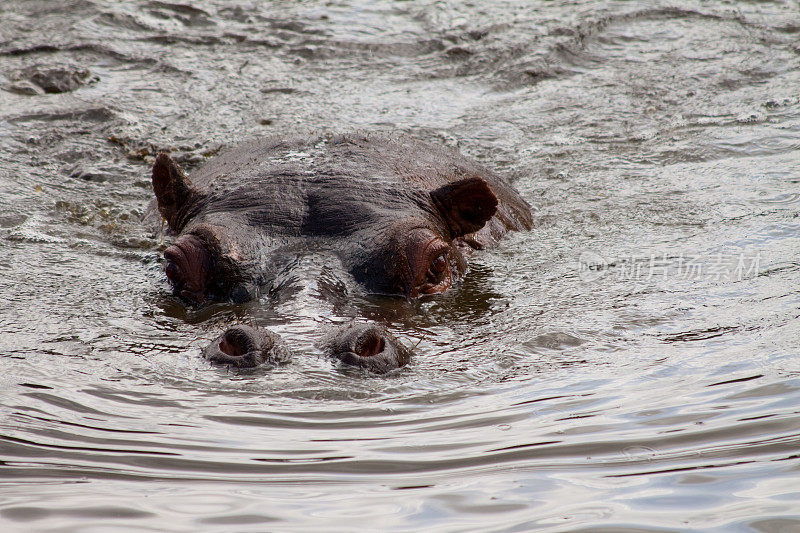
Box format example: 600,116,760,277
2,0,800,531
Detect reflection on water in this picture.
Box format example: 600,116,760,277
1,0,800,531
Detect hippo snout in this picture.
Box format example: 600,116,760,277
202,325,292,368
323,322,412,374
202,323,412,374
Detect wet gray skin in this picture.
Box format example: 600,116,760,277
149,133,532,372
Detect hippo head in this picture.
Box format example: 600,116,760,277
149,134,528,374
151,152,499,304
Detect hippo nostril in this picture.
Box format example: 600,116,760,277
203,325,292,368
218,327,257,359
324,322,411,373
359,331,385,358
219,338,239,358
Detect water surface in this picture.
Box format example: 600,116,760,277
1,1,799,531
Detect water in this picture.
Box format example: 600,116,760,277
1,1,799,531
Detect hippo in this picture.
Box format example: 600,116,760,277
150,133,532,373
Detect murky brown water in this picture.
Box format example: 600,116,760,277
1,1,799,531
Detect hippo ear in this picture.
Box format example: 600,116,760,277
152,153,196,231
430,177,498,238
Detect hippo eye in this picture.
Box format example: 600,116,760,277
400,227,454,297
427,253,449,283
417,248,452,295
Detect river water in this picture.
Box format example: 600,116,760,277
1,1,799,531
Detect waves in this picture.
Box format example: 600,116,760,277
1,0,800,531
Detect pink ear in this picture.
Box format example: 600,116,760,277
152,153,195,231
430,177,498,237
